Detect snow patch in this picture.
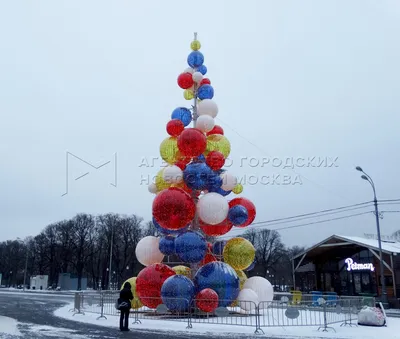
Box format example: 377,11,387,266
0,315,21,336
54,302,400,339
24,324,88,338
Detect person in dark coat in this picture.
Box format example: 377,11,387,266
119,282,134,331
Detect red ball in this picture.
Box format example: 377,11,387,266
173,182,194,195
206,151,225,170
177,73,194,89
177,128,207,157
136,264,176,309
207,125,224,136
228,197,256,227
200,253,217,267
196,288,219,313
207,242,213,252
199,218,233,236
152,187,196,230
176,152,193,165
175,160,187,170
200,78,211,86
166,119,185,137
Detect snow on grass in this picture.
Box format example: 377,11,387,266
0,315,21,336
54,302,400,338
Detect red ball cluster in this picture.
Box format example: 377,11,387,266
152,187,196,230
207,125,224,136
166,119,185,136
177,128,207,157
177,73,194,89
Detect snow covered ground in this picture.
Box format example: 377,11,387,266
54,302,400,338
0,315,21,336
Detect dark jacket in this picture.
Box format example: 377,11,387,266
120,282,134,303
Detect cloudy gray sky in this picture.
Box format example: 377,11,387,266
0,1,399,247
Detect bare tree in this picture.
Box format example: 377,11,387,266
68,214,98,290
243,229,285,279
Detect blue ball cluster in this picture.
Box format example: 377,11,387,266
153,218,189,235
228,205,249,226
171,107,192,126
182,162,227,194
159,236,175,256
194,262,240,307
161,275,195,312
197,64,207,75
183,163,213,190
197,84,214,100
175,231,207,263
212,240,226,256
187,51,204,68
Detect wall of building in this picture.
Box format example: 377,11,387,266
58,273,87,290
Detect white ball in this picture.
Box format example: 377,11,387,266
197,192,229,225
163,165,183,184
184,67,194,74
237,288,259,311
148,183,157,194
135,236,164,266
243,277,274,307
192,71,203,83
197,99,218,118
220,172,237,191
196,115,215,133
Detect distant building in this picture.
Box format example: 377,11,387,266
58,273,87,290
30,275,48,290
292,234,400,298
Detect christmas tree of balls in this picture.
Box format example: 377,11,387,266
128,34,274,314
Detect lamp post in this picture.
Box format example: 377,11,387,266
106,268,109,290
355,166,387,304
108,226,114,290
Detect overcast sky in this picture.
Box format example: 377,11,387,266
0,1,399,247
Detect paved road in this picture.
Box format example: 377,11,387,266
0,293,276,339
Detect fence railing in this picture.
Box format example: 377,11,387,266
72,291,371,334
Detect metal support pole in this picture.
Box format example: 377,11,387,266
374,197,388,304
292,259,296,291
391,254,396,298
96,292,107,320
23,249,28,292
190,32,200,280
108,227,114,290
356,167,387,305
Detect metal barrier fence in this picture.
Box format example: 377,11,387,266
72,291,370,334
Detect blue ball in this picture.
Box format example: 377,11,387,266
159,236,175,255
212,240,226,256
245,259,256,272
207,173,223,190
208,186,231,196
194,262,240,307
228,205,249,226
197,84,214,100
197,64,207,75
153,218,188,235
187,51,204,68
196,154,206,162
161,275,195,312
171,107,192,127
183,163,213,190
175,231,207,263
